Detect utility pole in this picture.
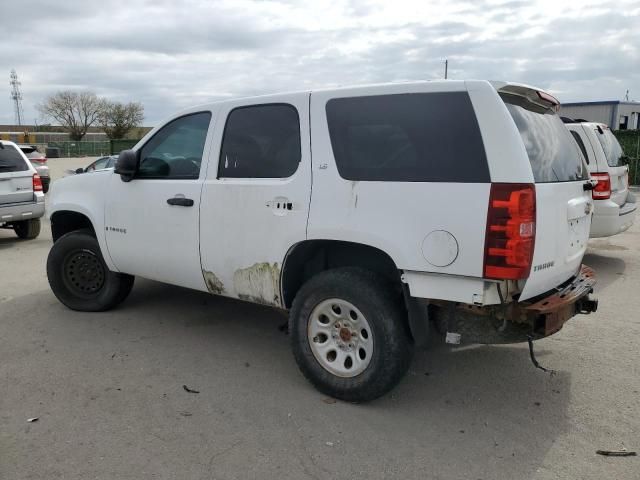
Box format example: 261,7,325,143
444,59,448,79
9,70,25,126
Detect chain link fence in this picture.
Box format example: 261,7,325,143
45,139,141,158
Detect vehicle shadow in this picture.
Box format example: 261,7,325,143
18,278,572,480
0,232,28,249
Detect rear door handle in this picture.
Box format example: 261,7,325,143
167,196,194,207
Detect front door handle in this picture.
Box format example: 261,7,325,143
167,196,194,207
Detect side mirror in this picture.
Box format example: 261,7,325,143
115,149,139,182
75,168,84,174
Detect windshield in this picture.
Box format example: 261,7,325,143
502,94,588,183
595,128,624,167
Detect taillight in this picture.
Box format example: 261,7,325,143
483,183,536,280
33,173,43,192
591,173,611,200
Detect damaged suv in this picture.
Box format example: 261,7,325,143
47,80,597,401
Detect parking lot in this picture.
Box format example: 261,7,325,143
1,158,638,480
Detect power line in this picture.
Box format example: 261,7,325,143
10,69,25,126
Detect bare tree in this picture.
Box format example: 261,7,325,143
37,91,105,141
99,101,144,139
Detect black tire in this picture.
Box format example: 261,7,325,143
47,229,134,311
14,218,41,239
290,267,412,402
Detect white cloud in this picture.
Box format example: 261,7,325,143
1,0,638,125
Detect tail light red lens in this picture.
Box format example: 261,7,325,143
33,173,43,192
484,183,536,280
591,173,611,200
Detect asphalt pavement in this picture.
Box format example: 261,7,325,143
1,158,638,479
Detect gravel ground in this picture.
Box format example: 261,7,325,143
1,158,638,479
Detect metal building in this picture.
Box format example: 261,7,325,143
559,101,640,130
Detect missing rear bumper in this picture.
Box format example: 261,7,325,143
432,265,597,344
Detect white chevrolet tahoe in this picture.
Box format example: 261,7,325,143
563,119,637,238
47,81,598,401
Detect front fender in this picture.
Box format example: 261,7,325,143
48,171,117,271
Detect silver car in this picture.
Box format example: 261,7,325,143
0,141,45,239
17,144,51,193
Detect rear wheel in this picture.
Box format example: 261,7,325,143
47,230,134,311
14,218,41,239
290,268,412,402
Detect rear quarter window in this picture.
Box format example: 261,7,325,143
325,92,489,182
0,145,29,172
570,131,590,164
595,129,624,167
502,94,588,183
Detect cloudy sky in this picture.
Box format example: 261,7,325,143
1,0,639,126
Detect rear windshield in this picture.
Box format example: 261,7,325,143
325,92,489,182
595,129,624,167
502,94,588,183
0,145,29,172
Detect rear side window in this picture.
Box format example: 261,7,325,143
219,104,301,178
595,129,624,167
502,94,588,182
325,92,489,182
570,131,590,164
0,145,29,172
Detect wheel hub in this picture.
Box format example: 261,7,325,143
63,250,106,296
307,299,374,378
339,327,352,343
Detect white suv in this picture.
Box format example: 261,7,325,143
0,140,45,239
46,81,598,401
563,120,636,238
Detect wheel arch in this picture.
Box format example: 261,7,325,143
51,210,96,242
281,240,402,309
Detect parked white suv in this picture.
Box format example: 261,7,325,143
0,140,45,239
563,119,636,238
46,81,598,401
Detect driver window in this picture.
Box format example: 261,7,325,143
137,112,212,179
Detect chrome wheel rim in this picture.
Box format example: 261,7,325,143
307,298,374,378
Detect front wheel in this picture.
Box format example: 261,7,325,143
47,230,134,311
289,268,413,402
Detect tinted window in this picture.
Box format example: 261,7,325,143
502,94,588,182
0,145,29,172
570,131,590,164
595,129,624,167
325,92,489,182
138,112,211,179
219,104,301,178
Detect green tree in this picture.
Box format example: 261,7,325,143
99,101,144,139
